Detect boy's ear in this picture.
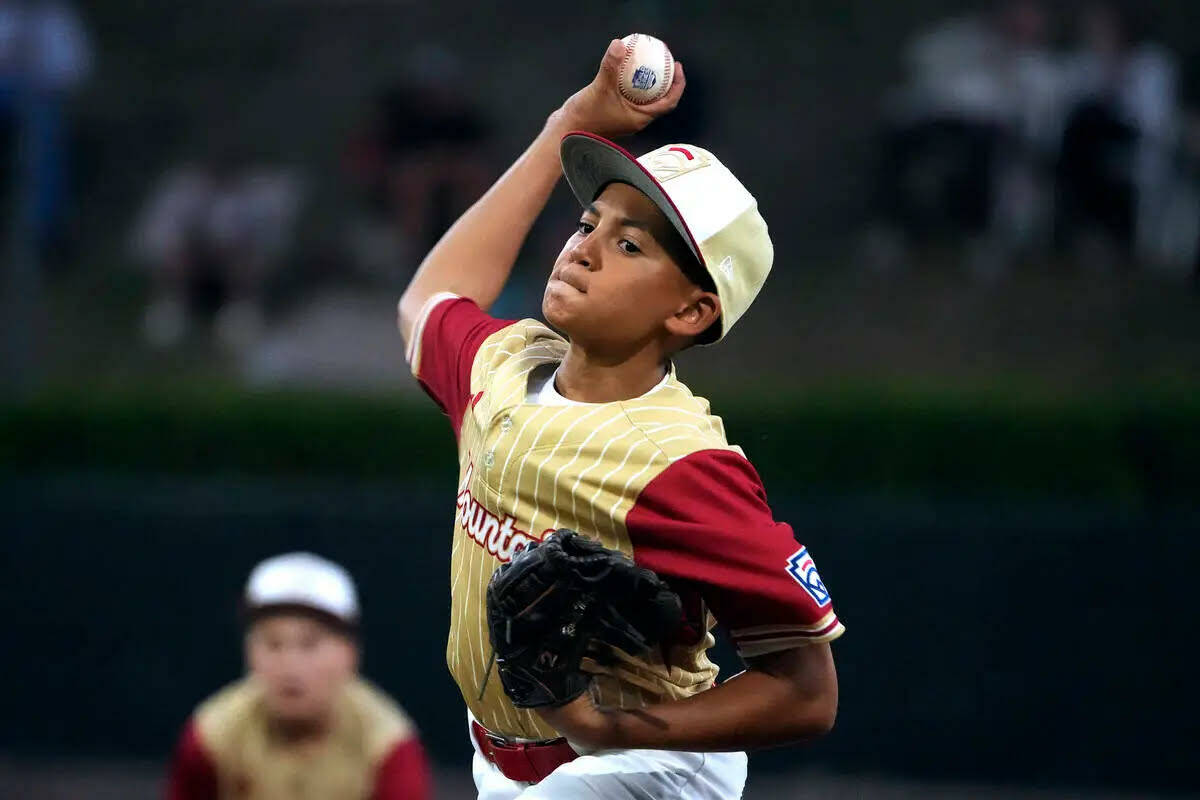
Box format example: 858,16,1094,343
666,292,721,339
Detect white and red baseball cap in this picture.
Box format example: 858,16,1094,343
560,132,774,341
244,552,360,629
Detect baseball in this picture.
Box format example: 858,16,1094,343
617,33,674,105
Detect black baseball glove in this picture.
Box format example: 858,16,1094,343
484,528,682,708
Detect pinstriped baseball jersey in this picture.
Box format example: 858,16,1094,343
408,293,844,741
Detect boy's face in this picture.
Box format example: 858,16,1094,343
245,614,358,724
543,182,719,352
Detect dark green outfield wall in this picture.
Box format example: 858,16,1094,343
1,475,1196,793
2,388,1198,501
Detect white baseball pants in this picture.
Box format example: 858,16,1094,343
468,717,747,799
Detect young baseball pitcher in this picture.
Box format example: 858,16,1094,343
398,38,844,799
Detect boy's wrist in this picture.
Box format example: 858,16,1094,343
537,692,624,750
547,102,590,138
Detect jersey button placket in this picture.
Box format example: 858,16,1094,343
484,414,511,473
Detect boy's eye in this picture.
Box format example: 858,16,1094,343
618,239,641,255
576,221,595,235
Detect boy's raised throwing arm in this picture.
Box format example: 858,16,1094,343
397,40,686,349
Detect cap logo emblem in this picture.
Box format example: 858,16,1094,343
644,146,711,182
718,256,734,280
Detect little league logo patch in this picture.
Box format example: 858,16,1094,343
631,65,657,91
786,547,831,607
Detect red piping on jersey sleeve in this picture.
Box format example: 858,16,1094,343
410,297,513,440
372,736,432,800
166,719,218,800
625,449,843,652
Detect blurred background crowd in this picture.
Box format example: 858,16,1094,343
1,0,1198,392
1,1,1198,799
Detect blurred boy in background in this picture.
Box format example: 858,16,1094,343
167,552,430,800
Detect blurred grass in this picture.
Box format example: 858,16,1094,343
3,380,1197,504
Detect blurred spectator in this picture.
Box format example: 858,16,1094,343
0,0,91,257
867,0,1060,277
1182,55,1200,283
344,45,495,282
130,157,304,350
166,552,431,800
1056,2,1180,268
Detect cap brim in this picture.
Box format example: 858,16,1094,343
242,601,359,634
560,132,704,270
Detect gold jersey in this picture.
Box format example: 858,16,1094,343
409,295,844,740
168,677,428,799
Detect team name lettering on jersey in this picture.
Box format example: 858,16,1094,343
455,464,540,562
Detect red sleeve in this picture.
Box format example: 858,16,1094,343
165,719,218,800
625,449,845,657
405,294,513,439
372,736,432,800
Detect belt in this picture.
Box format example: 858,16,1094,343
470,719,579,784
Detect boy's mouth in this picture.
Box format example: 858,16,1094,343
552,268,589,294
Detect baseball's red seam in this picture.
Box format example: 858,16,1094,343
619,34,638,102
